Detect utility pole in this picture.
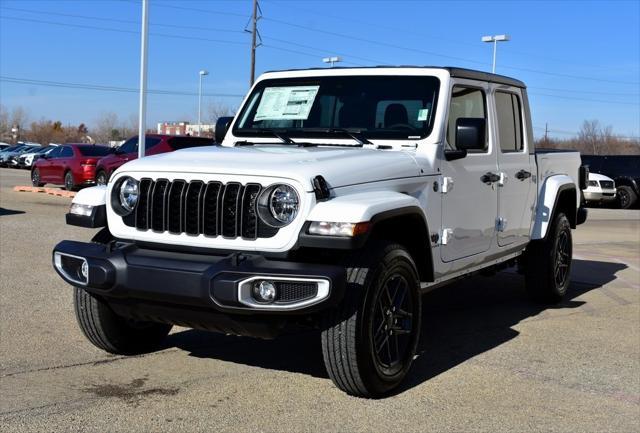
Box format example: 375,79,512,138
137,0,149,159
249,0,260,86
544,122,549,144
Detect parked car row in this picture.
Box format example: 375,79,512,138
27,135,215,191
581,155,640,209
0,143,44,167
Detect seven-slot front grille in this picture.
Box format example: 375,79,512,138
599,180,614,189
127,178,278,240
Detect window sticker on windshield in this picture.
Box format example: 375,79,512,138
417,108,429,121
254,86,320,121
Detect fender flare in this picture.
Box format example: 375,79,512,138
531,175,577,240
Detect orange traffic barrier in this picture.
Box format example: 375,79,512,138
13,185,75,198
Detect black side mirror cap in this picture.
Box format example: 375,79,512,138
215,116,234,144
456,118,486,151
579,164,589,190
444,149,468,161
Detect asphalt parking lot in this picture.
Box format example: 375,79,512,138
1,167,638,433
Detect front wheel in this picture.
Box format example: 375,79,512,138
74,287,172,355
31,168,44,187
321,243,422,398
523,212,572,303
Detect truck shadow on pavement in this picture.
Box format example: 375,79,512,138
165,258,626,395
0,207,25,216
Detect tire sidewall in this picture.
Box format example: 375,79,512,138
64,171,74,191
548,213,572,297
357,247,422,395
31,168,41,186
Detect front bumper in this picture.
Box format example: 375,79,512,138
584,190,616,202
53,240,346,318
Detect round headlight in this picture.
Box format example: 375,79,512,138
118,177,139,213
269,185,299,225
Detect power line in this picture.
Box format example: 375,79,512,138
529,86,640,97
528,92,640,106
0,6,245,33
533,126,640,140
0,16,248,46
0,76,245,98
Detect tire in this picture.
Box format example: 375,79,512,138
321,242,422,398
616,185,637,209
64,171,75,191
74,287,172,355
31,168,44,187
523,212,572,303
96,170,108,186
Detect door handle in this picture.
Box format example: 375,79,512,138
481,172,501,184
515,169,532,180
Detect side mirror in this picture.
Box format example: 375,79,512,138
215,116,234,144
456,118,486,151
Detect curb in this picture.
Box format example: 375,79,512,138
13,186,76,198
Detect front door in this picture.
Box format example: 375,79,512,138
441,83,498,262
494,89,536,247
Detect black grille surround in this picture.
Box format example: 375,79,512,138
127,178,279,240
599,180,614,189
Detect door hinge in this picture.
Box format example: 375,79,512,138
496,217,507,232
441,228,453,245
440,176,454,194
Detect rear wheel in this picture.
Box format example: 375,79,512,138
321,242,422,398
523,212,572,303
96,170,108,186
617,185,637,209
74,287,172,355
31,168,44,187
64,171,75,191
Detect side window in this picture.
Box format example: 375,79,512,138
495,91,524,152
47,147,62,158
447,86,487,151
119,137,138,153
60,146,74,158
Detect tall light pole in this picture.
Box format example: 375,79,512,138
137,0,149,159
481,34,510,73
322,56,342,68
198,70,209,137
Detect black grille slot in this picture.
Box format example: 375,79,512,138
167,180,187,233
599,180,614,189
275,282,318,304
150,179,169,232
221,182,242,238
135,178,153,230
241,183,261,239
184,181,204,235
124,179,279,240
202,181,222,237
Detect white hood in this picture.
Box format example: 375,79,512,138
116,145,421,191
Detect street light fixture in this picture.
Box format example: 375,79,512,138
481,34,510,74
198,70,209,137
322,56,342,68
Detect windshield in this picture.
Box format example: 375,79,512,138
234,75,440,141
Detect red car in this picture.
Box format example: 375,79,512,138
31,144,112,190
95,134,215,185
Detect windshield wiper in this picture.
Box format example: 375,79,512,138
300,128,371,146
247,128,295,144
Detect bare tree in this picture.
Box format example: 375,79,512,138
92,112,119,144
578,119,601,154
207,101,236,125
0,105,9,141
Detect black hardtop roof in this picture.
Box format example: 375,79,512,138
264,66,526,88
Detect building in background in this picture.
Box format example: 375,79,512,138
157,121,189,135
185,123,215,137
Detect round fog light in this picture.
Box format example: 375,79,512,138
253,281,277,303
80,261,89,281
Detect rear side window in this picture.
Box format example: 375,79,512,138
447,86,487,151
495,91,523,152
60,146,74,158
78,146,112,156
168,137,214,150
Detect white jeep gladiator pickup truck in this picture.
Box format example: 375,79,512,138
53,67,588,397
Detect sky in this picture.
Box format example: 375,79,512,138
1,0,639,139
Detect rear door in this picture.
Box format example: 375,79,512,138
494,88,536,247
440,82,498,262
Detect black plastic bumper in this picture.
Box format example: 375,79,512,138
52,240,346,317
